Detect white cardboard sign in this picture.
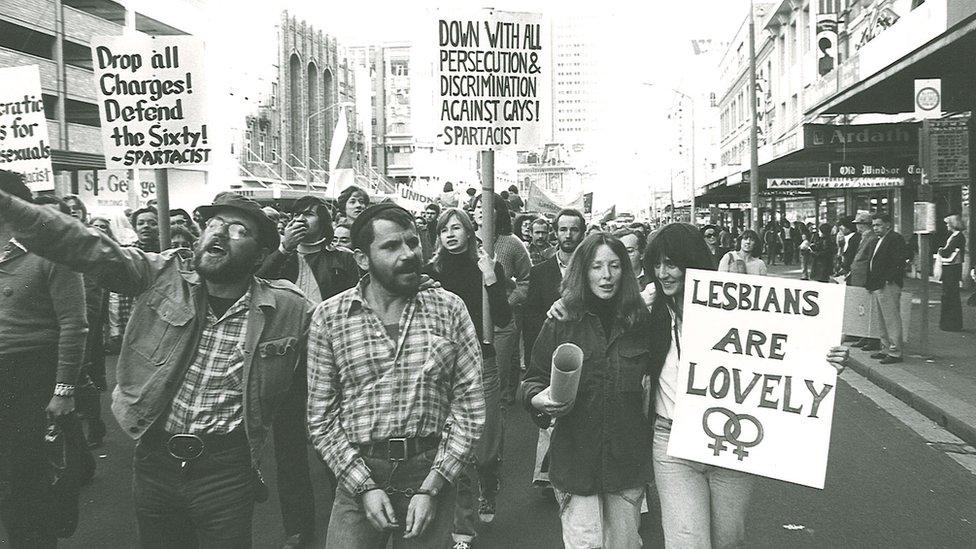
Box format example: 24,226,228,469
434,9,544,150
91,34,210,169
667,269,845,489
0,65,55,192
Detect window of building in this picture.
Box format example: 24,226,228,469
0,20,54,59
65,99,100,127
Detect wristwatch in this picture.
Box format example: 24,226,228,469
53,383,76,398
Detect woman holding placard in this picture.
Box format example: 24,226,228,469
520,233,663,548
718,229,768,276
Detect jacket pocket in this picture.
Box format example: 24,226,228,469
617,344,649,393
256,336,300,397
129,290,193,366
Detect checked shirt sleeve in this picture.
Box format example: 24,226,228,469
432,297,486,483
306,307,373,494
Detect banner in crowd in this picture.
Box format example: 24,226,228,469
395,183,436,212
329,108,355,192
668,269,844,489
91,35,210,169
0,65,54,192
434,9,544,149
524,180,582,217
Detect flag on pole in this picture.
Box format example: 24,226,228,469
329,108,355,195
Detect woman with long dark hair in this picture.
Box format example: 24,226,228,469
718,229,768,275
424,208,512,547
546,223,849,547
520,233,661,548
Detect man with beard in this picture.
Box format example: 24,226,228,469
0,189,310,548
308,203,485,548
522,208,585,487
257,195,359,548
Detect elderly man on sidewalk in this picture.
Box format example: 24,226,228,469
866,213,910,364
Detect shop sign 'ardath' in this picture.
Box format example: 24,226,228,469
806,123,917,148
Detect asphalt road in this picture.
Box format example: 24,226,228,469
4,357,974,548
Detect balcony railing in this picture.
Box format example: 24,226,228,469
63,5,124,44
3,0,56,33
0,47,58,92
66,123,101,154
65,65,96,101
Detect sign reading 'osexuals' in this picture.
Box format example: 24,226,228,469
90,35,210,169
0,66,54,192
667,269,844,489
435,9,544,149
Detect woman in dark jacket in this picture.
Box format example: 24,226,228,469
938,214,967,331
809,222,837,282
520,233,661,548
424,208,512,545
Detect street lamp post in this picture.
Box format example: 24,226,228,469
304,101,354,192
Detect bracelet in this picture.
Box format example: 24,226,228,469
412,489,436,498
356,486,383,499
53,383,75,397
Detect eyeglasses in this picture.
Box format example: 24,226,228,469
205,216,251,240
705,232,716,238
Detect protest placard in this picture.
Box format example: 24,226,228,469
0,65,54,192
434,10,544,149
91,35,210,170
667,269,845,489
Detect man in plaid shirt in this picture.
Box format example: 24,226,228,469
308,203,485,548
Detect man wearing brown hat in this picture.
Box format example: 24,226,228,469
0,188,311,548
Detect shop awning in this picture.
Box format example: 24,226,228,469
808,12,976,115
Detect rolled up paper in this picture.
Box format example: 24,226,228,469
549,343,583,404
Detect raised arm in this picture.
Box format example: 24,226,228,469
0,191,170,296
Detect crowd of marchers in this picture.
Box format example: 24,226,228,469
4,167,874,549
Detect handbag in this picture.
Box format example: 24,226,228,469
45,413,95,538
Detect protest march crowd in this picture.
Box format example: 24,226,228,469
10,166,928,549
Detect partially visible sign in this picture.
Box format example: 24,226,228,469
91,35,211,169
829,162,920,178
805,176,903,189
0,65,54,192
914,78,942,120
913,202,936,234
395,183,435,212
805,123,917,150
766,177,806,189
668,269,845,489
928,119,969,184
434,10,544,149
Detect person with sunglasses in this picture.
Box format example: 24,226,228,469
699,224,729,269
0,186,312,548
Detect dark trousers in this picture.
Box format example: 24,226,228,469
273,364,319,539
134,436,255,548
0,349,58,548
941,264,963,331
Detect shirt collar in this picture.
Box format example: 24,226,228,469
345,274,420,317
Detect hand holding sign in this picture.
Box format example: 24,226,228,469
667,269,845,489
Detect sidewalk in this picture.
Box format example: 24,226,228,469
766,264,976,446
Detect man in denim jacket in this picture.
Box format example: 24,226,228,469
0,188,310,548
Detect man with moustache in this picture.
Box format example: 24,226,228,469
308,203,485,548
0,189,310,548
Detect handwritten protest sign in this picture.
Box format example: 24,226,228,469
0,66,54,192
667,269,844,489
91,35,210,169
435,10,544,149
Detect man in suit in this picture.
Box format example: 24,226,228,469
521,208,585,486
866,213,909,364
845,212,880,350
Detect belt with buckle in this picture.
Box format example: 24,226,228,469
357,436,440,461
143,426,248,462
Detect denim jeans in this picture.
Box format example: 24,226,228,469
552,486,644,549
870,282,903,358
133,436,256,548
453,354,502,542
0,349,58,549
653,417,755,549
325,448,456,549
494,319,521,403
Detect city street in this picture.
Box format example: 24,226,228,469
5,354,973,548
